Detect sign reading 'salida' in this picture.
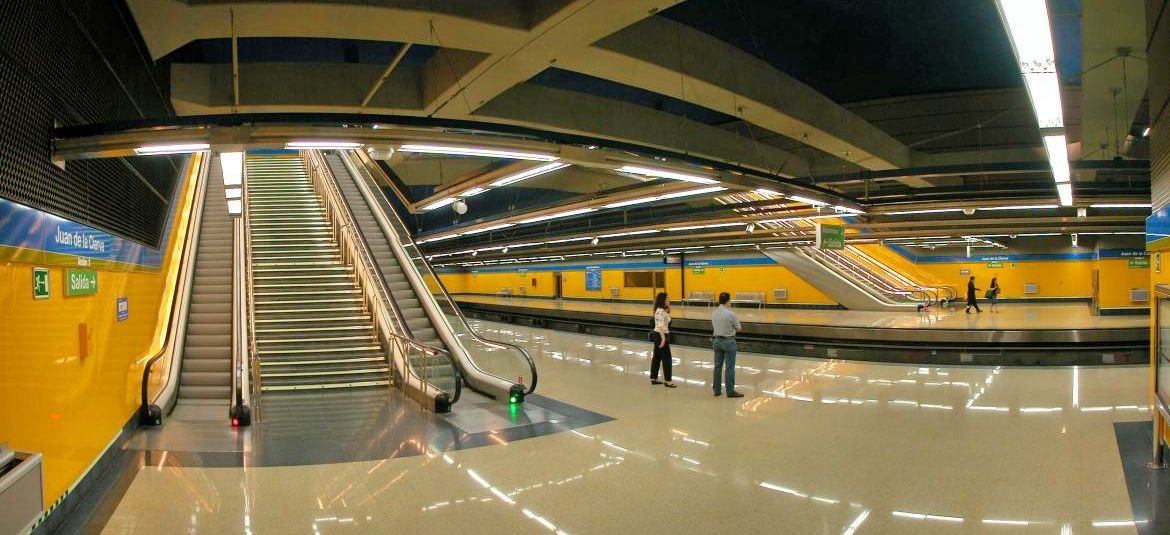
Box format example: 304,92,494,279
816,223,845,250
66,268,98,296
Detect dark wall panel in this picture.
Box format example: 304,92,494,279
0,0,177,246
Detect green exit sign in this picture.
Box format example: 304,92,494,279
692,267,705,274
66,268,98,296
1129,257,1150,268
987,261,1003,268
33,267,50,299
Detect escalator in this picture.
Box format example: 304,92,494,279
321,150,536,402
765,248,921,311
175,160,234,407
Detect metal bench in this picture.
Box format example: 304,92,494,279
496,287,514,298
609,287,621,300
683,290,715,306
730,291,766,309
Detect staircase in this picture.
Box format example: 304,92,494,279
177,161,233,405
323,153,459,394
245,155,390,391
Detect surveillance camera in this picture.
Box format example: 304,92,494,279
962,208,976,216
590,237,599,246
1009,234,1017,239
452,200,468,215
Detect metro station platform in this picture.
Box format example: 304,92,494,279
453,296,1149,366
57,320,1160,534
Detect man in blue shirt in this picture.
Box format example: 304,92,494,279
712,292,743,398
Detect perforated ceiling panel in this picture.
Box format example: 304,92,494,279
0,0,178,247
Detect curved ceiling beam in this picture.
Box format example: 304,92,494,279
127,0,919,183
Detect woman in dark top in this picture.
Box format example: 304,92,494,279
966,276,982,314
989,277,1001,313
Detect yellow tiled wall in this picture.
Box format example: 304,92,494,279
0,155,200,506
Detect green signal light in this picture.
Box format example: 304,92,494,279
509,394,519,404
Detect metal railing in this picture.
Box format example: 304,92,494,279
239,160,264,420
139,154,208,425
303,150,462,412
340,149,537,401
804,246,954,309
230,200,252,425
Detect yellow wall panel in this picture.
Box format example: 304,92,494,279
1097,258,1150,308
0,156,200,507
915,260,1094,299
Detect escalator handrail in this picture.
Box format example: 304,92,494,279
303,150,462,405
139,154,208,420
343,149,538,396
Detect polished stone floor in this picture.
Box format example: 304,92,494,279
96,320,1149,534
455,295,1147,331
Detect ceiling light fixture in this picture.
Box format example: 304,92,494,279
547,236,596,244
597,229,660,239
754,188,783,197
219,152,243,186
490,162,571,187
285,141,362,149
664,222,746,232
423,197,457,211
885,208,963,215
979,205,1059,211
789,195,827,206
1089,203,1151,209
995,0,1072,206
616,165,719,184
515,207,597,225
460,223,514,235
1143,126,1152,137
834,205,865,214
602,186,726,209
461,187,487,197
1042,135,1071,183
398,144,558,161
134,143,210,155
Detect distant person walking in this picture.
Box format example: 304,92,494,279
650,292,677,388
966,276,982,314
712,292,743,398
988,277,1001,313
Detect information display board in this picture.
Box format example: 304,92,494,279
585,269,602,291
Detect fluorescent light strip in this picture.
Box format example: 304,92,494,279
757,214,840,224
490,162,570,186
460,223,514,235
834,205,865,214
979,205,1059,211
754,188,783,197
997,0,1056,73
616,165,719,184
665,222,745,232
461,187,487,197
423,197,457,211
515,207,596,225
1025,73,1064,129
398,144,558,161
417,234,460,244
602,186,726,208
1090,203,1150,209
286,141,362,149
1057,183,1073,206
546,236,595,244
219,152,243,186
886,208,962,216
1043,134,1071,182
134,143,209,155
788,195,827,206
597,229,660,239
506,242,544,248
